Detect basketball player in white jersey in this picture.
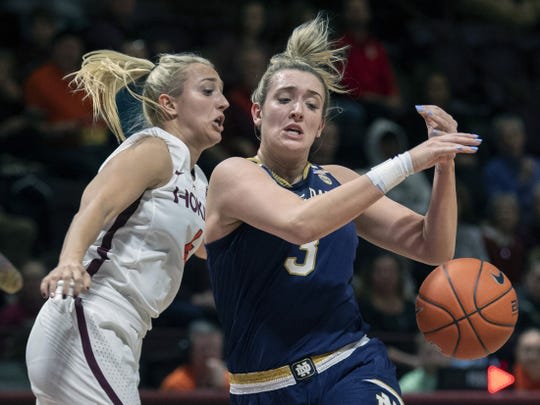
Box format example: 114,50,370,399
25,50,229,404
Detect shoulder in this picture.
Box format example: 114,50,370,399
130,136,172,176
102,131,171,169
210,157,260,181
127,135,170,156
104,135,172,186
320,164,360,184
207,157,274,205
216,156,258,170
128,127,175,145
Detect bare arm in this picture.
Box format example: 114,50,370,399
205,157,383,245
206,106,478,256
40,137,172,298
206,138,477,248
342,106,465,265
356,193,455,265
324,158,458,265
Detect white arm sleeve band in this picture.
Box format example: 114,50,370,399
365,152,414,194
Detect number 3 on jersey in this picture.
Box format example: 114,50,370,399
284,240,319,276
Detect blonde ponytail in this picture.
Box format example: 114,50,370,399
69,50,155,142
252,13,348,117
69,50,215,142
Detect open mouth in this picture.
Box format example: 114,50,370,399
212,116,224,131
284,125,303,137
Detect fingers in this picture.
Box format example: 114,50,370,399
40,263,91,300
71,269,91,296
416,105,458,134
453,133,482,151
435,133,482,155
409,132,482,172
39,276,50,298
429,132,481,148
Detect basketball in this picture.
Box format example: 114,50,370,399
415,258,518,360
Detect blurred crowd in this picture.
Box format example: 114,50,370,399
1,0,540,393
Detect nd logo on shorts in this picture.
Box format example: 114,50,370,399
290,358,317,382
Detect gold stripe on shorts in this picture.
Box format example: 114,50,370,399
230,364,294,384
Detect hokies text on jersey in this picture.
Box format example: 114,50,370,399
172,187,205,220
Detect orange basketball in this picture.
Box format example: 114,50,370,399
415,258,518,360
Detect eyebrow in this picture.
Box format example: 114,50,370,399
200,77,224,90
277,86,323,99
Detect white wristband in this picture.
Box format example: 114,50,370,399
366,152,414,194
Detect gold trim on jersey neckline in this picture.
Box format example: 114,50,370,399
248,156,311,188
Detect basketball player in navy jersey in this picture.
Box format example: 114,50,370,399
25,50,228,404
205,13,482,405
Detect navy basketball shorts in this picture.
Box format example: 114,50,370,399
230,337,404,405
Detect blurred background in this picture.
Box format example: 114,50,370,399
0,0,540,401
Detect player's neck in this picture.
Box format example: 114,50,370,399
255,152,309,186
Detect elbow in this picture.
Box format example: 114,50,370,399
80,196,116,228
438,240,456,264
286,229,319,246
418,224,456,265
422,247,455,267
425,255,453,267
284,217,320,245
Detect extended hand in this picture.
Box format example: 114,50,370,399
409,132,481,173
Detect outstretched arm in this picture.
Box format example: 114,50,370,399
416,105,463,262
206,108,479,249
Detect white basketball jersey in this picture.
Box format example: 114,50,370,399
81,127,207,333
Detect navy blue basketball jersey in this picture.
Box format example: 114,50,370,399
206,161,369,373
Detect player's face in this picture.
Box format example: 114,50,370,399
254,69,325,154
172,63,229,148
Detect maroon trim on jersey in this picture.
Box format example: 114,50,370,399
87,196,143,276
75,298,123,405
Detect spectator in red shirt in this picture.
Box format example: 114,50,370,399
23,30,109,180
338,0,403,115
333,0,404,167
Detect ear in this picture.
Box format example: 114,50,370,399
158,94,177,117
251,103,262,129
316,119,326,138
